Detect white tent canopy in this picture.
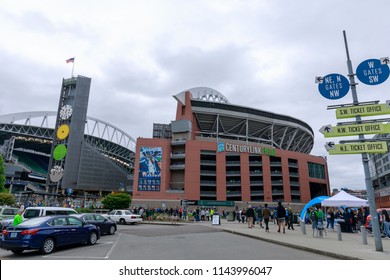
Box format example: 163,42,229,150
321,190,368,207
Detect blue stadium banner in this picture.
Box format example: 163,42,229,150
138,147,162,191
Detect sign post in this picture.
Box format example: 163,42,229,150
317,31,386,252
341,31,383,251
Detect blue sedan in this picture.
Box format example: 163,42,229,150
0,215,100,255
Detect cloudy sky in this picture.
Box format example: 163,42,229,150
1,0,389,190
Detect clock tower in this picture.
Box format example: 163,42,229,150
46,76,91,196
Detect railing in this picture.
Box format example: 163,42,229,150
171,139,186,145
170,153,185,159
200,160,216,164
250,180,263,185
166,189,184,193
200,170,216,175
200,180,217,185
226,161,240,165
226,181,241,186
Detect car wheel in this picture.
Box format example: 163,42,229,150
11,249,24,255
109,225,116,235
40,238,55,254
119,218,126,225
87,232,98,245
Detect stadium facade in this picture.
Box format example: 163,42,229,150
132,87,331,209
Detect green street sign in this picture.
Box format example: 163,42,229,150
336,101,390,119
325,141,388,155
320,123,390,138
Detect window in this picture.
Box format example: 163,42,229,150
308,162,325,179
95,215,105,221
68,217,82,226
3,209,18,215
24,209,41,219
85,214,95,221
52,217,67,226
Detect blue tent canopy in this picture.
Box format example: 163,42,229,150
299,196,329,222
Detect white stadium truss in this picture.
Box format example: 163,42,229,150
0,111,136,164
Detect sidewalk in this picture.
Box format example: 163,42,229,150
198,219,390,260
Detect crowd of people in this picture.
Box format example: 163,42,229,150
227,202,295,233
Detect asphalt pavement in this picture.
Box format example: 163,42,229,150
194,218,390,260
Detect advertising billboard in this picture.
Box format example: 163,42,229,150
138,147,162,191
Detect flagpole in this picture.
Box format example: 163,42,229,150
71,58,75,77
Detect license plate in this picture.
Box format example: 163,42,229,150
10,232,17,238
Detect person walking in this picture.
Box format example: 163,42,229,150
276,201,286,233
287,207,294,230
381,209,390,238
326,208,335,231
262,203,271,232
241,208,246,224
256,205,264,228
246,205,255,228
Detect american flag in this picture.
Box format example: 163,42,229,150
66,57,75,63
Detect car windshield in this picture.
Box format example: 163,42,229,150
23,209,41,218
124,211,133,215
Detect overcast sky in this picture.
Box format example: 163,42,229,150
1,0,389,190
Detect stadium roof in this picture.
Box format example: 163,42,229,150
174,87,314,154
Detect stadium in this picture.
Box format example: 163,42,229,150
0,75,137,207
132,87,330,209
0,78,330,209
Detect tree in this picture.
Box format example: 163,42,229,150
102,192,131,210
0,192,15,206
0,155,6,193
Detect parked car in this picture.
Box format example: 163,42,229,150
72,213,117,235
365,208,390,233
0,215,100,254
1,206,78,230
105,210,142,225
0,207,19,223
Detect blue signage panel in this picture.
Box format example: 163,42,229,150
356,59,390,85
318,73,350,100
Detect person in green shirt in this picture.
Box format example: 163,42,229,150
13,210,23,226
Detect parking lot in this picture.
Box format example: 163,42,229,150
0,222,335,260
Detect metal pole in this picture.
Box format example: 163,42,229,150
361,225,368,245
335,223,342,241
343,30,383,251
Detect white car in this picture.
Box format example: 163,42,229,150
1,206,78,230
105,210,142,225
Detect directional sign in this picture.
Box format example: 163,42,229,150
336,101,390,119
320,123,390,138
318,73,350,100
325,141,388,155
356,58,390,85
